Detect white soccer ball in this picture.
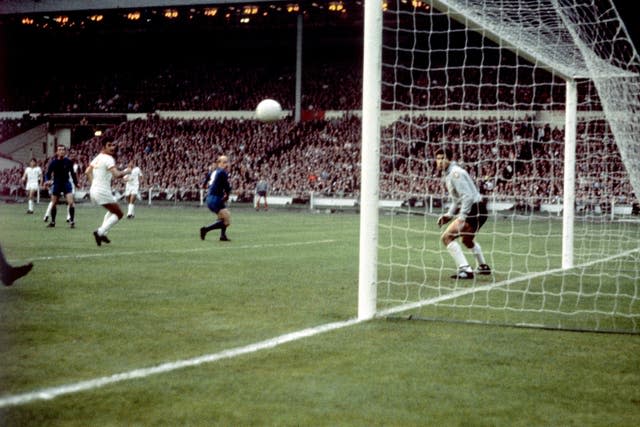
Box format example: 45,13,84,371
255,99,282,122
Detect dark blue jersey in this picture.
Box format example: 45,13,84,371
46,157,78,187
207,167,231,198
202,171,211,189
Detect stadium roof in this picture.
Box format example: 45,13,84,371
0,1,285,15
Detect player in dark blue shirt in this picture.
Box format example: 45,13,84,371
45,145,78,228
200,155,232,241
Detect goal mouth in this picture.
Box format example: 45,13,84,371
377,245,640,333
359,0,640,333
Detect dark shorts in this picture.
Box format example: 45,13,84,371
257,191,267,197
51,181,73,196
206,195,226,214
466,201,488,233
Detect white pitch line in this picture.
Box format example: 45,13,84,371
0,318,363,408
28,239,337,261
4,246,637,408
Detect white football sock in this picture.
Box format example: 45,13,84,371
471,242,487,266
98,213,119,236
28,200,34,211
447,241,471,271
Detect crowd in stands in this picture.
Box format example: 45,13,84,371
0,61,359,114
0,5,635,213
0,115,635,211
378,116,634,209
1,58,602,114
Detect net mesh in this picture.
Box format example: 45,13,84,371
376,0,640,332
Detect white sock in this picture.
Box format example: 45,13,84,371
28,200,34,211
45,202,53,217
128,203,134,216
98,213,120,236
471,242,487,266
100,212,110,230
447,241,471,272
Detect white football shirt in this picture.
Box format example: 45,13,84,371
89,153,115,193
24,166,42,186
126,166,142,188
444,161,482,221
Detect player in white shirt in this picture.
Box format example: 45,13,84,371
436,147,491,279
123,160,143,219
22,158,43,214
85,136,131,246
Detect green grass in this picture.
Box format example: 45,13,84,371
1,202,639,426
378,212,640,332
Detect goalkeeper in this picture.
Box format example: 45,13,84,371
435,148,491,279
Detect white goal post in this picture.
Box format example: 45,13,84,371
359,0,640,333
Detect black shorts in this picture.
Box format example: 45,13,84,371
257,191,267,197
206,195,226,214
51,181,73,196
466,201,488,233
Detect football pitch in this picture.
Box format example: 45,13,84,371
1,202,639,426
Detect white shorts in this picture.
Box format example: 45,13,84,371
124,185,139,197
90,188,117,205
26,183,39,192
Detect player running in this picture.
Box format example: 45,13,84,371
85,135,131,246
200,155,232,242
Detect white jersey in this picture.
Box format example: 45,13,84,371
24,166,42,190
124,166,142,195
89,153,116,205
444,161,482,221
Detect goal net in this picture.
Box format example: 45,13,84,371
359,0,640,333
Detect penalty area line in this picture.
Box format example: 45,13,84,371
29,239,337,261
0,317,363,409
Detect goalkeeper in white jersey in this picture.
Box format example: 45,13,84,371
435,147,491,279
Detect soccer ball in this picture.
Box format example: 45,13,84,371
255,99,282,122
